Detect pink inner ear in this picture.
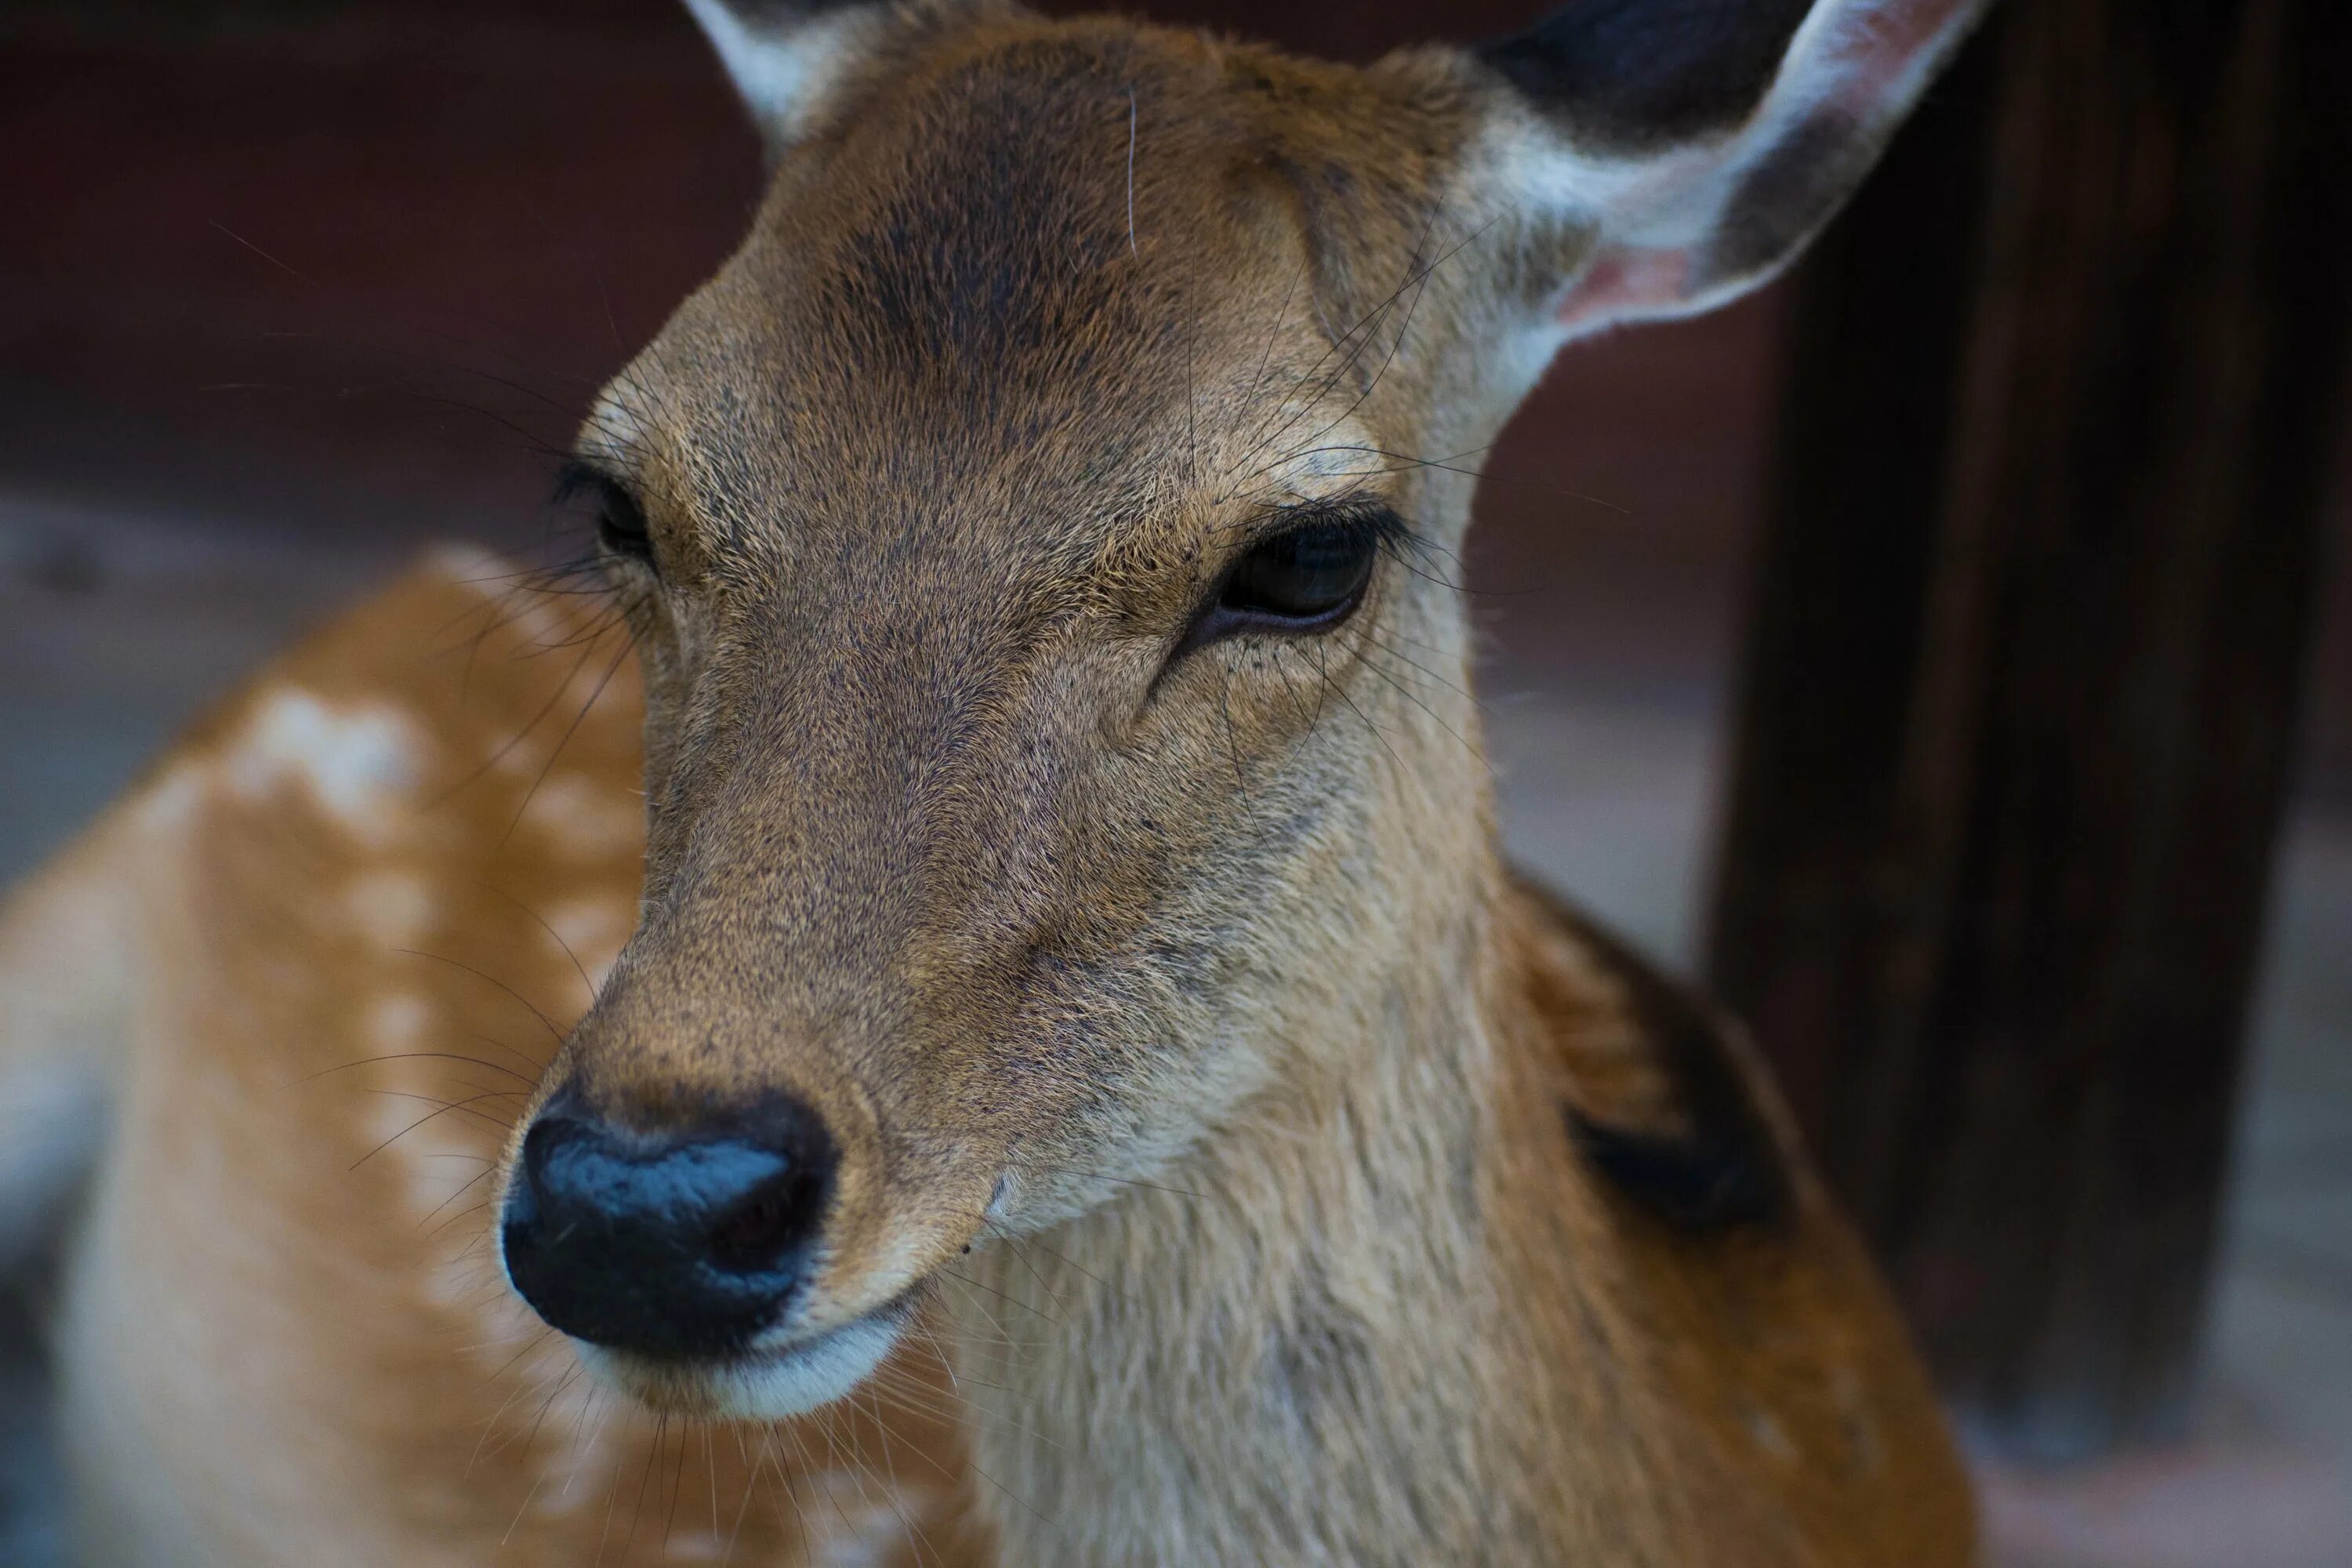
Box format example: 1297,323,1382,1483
1555,246,1693,334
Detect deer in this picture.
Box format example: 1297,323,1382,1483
0,0,1990,1562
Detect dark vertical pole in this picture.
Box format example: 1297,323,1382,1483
1708,0,2351,1458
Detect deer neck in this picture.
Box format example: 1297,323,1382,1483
951,854,1674,1566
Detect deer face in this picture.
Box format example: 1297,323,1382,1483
494,0,1980,1418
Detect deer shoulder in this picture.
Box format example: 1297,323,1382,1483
1499,874,1976,1564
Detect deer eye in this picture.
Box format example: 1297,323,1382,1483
595,491,652,558
1170,506,1403,662
555,463,653,563
1218,519,1381,622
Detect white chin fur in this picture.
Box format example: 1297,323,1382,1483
579,1311,902,1419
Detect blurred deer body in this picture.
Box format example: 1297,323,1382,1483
1,1,1985,1563
7,568,971,1566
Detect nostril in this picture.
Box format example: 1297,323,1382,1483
705,1167,827,1275
517,1114,581,1200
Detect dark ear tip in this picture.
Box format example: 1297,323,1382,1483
1476,0,1818,146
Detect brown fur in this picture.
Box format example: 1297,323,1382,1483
4,3,1980,1563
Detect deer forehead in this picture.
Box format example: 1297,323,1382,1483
589,25,1468,532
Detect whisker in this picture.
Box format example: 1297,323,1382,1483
294,1051,539,1089
472,880,604,1005
349,1091,524,1171
425,636,607,808
392,949,571,1046
501,614,642,846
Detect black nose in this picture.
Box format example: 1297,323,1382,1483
500,1091,837,1358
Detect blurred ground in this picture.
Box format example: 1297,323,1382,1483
2,1,2349,1564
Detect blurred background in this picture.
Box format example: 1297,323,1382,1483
1,0,2346,1563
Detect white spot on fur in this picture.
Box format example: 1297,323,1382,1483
346,869,435,948
359,1076,492,1226
361,1093,434,1160
350,991,517,1229
422,542,506,583
539,897,632,985
799,1472,914,1567
129,759,205,832
225,687,419,837
659,1530,728,1563
369,991,430,1051
519,773,640,853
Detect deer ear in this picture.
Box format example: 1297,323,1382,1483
1468,0,1985,338
682,1,941,152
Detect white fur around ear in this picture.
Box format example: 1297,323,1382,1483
681,0,902,150
1471,0,1987,341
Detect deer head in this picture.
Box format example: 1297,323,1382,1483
494,0,1980,1420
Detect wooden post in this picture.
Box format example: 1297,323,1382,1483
1708,0,2351,1458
